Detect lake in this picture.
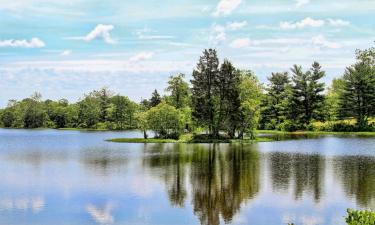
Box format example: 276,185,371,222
0,129,374,225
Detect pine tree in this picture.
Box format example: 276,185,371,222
217,60,241,138
290,62,325,125
340,47,375,129
261,72,290,128
149,89,162,107
191,49,220,136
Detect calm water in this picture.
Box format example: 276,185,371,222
0,129,374,225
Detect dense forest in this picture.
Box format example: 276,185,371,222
1,45,374,139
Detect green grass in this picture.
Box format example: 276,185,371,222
107,138,179,143
256,130,375,136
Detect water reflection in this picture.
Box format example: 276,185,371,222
1,129,375,225
143,144,260,225
334,156,375,208
269,153,325,202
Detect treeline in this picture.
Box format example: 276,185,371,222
1,46,374,138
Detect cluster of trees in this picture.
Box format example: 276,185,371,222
1,46,374,137
260,46,375,131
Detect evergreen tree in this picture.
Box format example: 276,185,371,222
290,62,325,125
149,89,162,107
217,60,241,138
191,49,220,136
260,72,290,128
340,47,375,128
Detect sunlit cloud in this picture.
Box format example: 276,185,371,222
230,38,251,48
212,0,242,16
84,24,116,44
60,50,72,56
0,38,45,48
227,21,248,30
129,52,154,62
295,0,310,8
327,18,350,27
280,17,325,29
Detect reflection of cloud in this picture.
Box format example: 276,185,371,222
0,196,44,213
86,203,114,225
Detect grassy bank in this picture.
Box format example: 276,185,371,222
107,136,274,144
256,130,375,136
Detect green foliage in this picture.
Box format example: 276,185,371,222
260,72,291,129
110,95,138,129
339,47,375,129
289,62,325,125
149,89,162,108
143,102,185,139
346,209,375,225
165,73,190,109
238,70,263,138
191,49,220,136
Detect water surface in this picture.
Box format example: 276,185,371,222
0,129,374,225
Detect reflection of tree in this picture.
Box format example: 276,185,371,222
269,153,325,202
143,143,260,225
334,156,375,208
190,144,260,225
80,149,128,176
142,144,189,207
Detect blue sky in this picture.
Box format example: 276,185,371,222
0,0,374,106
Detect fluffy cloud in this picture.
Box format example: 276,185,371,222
227,21,248,30
280,17,325,29
212,0,242,16
327,18,350,26
295,0,310,8
311,35,341,49
209,24,226,46
84,24,115,44
0,38,45,48
129,52,154,62
230,38,251,48
60,50,72,56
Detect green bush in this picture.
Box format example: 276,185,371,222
276,120,304,132
346,209,375,225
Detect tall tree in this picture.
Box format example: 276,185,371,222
217,60,241,138
260,72,291,128
149,89,162,107
340,47,375,128
165,73,190,109
191,49,220,137
23,92,47,128
93,87,113,122
237,71,263,139
290,62,325,125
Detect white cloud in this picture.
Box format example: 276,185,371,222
86,203,114,224
129,52,154,62
227,21,248,30
135,28,174,40
0,38,45,48
60,50,72,56
230,38,251,48
327,18,350,26
280,17,325,29
295,0,310,8
311,35,341,49
212,0,242,16
209,24,227,46
84,24,115,44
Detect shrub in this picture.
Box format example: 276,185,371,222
276,120,304,132
346,209,375,225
